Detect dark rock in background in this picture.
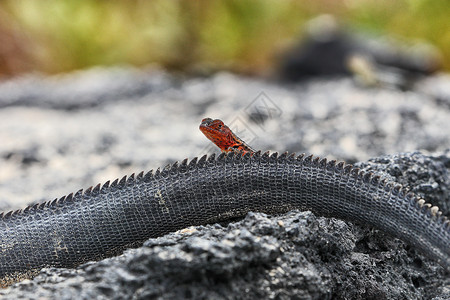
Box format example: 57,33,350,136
0,67,449,299
278,15,442,90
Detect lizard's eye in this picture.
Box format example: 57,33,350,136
217,124,222,129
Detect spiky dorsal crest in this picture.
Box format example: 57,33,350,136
261,151,271,161
383,181,394,192
169,162,179,174
295,153,305,162
392,184,402,196
74,189,83,199
36,202,45,210
234,151,246,161
160,164,171,178
350,167,360,178
269,152,279,162
217,153,226,162
66,192,74,202
143,170,153,181
118,175,127,187
48,198,58,207
126,174,135,186
102,181,111,191
335,161,345,172
252,151,262,159
92,184,101,196
278,152,289,160
84,186,93,197
154,168,161,178
312,156,321,167
343,164,353,174
406,192,416,203
421,203,432,216
1,151,448,231
379,177,388,188
326,159,337,171
225,151,237,162
198,155,207,166
23,205,31,213
319,158,327,168
287,152,296,161
243,152,252,160
110,179,119,188
178,159,189,173
397,187,407,199
206,153,216,163
370,175,381,185
362,172,372,183
188,157,198,169
303,154,313,165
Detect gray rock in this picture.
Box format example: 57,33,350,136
0,67,173,109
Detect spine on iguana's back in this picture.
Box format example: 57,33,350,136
0,152,449,287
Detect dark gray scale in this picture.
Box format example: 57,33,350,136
0,152,449,288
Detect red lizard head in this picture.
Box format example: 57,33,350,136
199,118,236,152
199,118,255,154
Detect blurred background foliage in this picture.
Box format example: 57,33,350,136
0,0,449,77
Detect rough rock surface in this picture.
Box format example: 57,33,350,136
0,67,449,299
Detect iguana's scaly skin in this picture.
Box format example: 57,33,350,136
0,151,449,288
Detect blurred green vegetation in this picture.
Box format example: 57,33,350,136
0,0,449,76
